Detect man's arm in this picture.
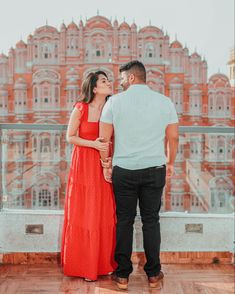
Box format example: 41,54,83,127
165,123,179,177
99,122,114,159
99,122,114,182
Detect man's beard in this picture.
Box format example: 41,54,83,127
122,82,130,91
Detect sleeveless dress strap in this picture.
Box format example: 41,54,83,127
74,102,88,121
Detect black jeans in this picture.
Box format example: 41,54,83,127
112,165,166,278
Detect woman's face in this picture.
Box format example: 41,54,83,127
93,74,112,96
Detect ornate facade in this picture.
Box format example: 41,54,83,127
0,16,234,212
0,15,234,125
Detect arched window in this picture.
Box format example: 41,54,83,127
39,43,50,60
33,137,37,151
93,42,105,58
14,88,27,114
171,193,184,212
189,136,203,161
42,82,50,103
39,189,51,207
217,136,226,161
215,93,225,113
33,70,60,109
169,85,183,114
40,137,51,153
34,86,38,103
189,89,202,115
32,183,60,209
145,44,155,58
0,88,8,115
67,37,79,55
176,141,184,162
209,177,233,212
119,32,130,54
66,87,78,108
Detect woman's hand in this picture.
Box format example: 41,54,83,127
103,167,112,183
93,137,109,152
100,157,112,168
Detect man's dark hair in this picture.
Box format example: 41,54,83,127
119,60,146,82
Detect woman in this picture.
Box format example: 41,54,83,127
61,71,117,281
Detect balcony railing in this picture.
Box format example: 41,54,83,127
0,124,234,254
0,124,234,213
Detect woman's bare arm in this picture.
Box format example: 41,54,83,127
66,108,109,152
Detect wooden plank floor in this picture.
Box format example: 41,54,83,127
0,263,234,293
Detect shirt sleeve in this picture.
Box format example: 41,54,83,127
100,97,113,124
168,101,179,124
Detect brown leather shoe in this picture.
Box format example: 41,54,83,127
148,271,164,288
111,273,128,290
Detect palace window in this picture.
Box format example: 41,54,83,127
40,137,51,153
145,44,155,58
189,90,202,116
169,85,183,114
32,185,60,209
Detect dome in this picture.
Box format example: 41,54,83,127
35,25,58,35
86,15,112,30
170,40,183,49
208,73,230,89
27,34,33,41
16,40,27,49
139,25,163,35
191,52,201,59
67,21,78,30
119,21,130,30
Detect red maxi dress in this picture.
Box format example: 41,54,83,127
61,102,117,280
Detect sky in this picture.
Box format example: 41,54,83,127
0,0,233,77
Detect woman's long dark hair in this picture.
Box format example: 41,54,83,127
78,70,108,104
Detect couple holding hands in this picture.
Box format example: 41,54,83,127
61,60,179,290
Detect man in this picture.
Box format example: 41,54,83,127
99,60,179,290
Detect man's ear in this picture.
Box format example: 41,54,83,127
129,73,135,84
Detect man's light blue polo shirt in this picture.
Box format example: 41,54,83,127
100,84,178,170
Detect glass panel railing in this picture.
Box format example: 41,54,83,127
0,124,234,213
0,124,67,210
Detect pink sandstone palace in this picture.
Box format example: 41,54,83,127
0,15,234,212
